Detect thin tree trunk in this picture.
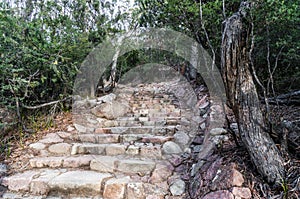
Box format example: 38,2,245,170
221,1,285,185
107,36,123,88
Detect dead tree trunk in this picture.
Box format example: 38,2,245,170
221,1,285,185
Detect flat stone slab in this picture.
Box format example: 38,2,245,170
96,134,120,144
75,143,106,155
90,156,118,173
48,171,112,195
48,143,71,154
2,192,45,199
105,144,126,156
77,143,106,155
62,155,94,168
39,133,64,144
29,142,46,150
30,157,64,168
30,169,61,195
2,170,40,192
117,159,156,174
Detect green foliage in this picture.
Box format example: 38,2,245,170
0,0,120,108
0,9,76,107
136,0,299,94
252,0,300,92
136,0,241,65
0,0,127,138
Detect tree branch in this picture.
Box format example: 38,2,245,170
22,97,71,110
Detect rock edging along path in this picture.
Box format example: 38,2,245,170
2,80,214,199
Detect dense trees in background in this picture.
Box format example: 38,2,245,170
137,0,299,93
0,0,121,110
0,0,137,150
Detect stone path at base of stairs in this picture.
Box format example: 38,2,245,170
1,81,209,199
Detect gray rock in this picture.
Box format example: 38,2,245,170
117,159,156,174
174,131,190,146
200,122,206,130
91,101,129,120
210,128,227,136
74,124,87,133
230,122,239,134
29,142,46,150
193,145,202,153
212,135,229,145
199,101,210,109
72,100,86,109
0,163,7,175
203,190,234,199
162,141,182,154
170,179,185,196
184,148,191,153
66,125,75,132
87,99,97,108
70,143,81,155
97,93,116,103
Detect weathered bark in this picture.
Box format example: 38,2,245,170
221,1,285,184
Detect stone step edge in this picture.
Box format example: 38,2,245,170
2,167,179,198
93,125,180,134
76,134,174,143
29,140,183,169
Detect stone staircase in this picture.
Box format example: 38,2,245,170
1,82,202,199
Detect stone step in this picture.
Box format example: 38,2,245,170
77,133,120,143
94,126,178,136
2,168,179,199
122,134,174,144
71,143,164,159
98,118,180,128
2,169,113,197
29,155,95,169
76,132,175,145
75,129,178,143
90,156,156,175
3,157,183,199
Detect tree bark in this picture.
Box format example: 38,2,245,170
221,1,285,185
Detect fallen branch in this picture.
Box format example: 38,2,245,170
22,96,71,110
268,90,300,105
